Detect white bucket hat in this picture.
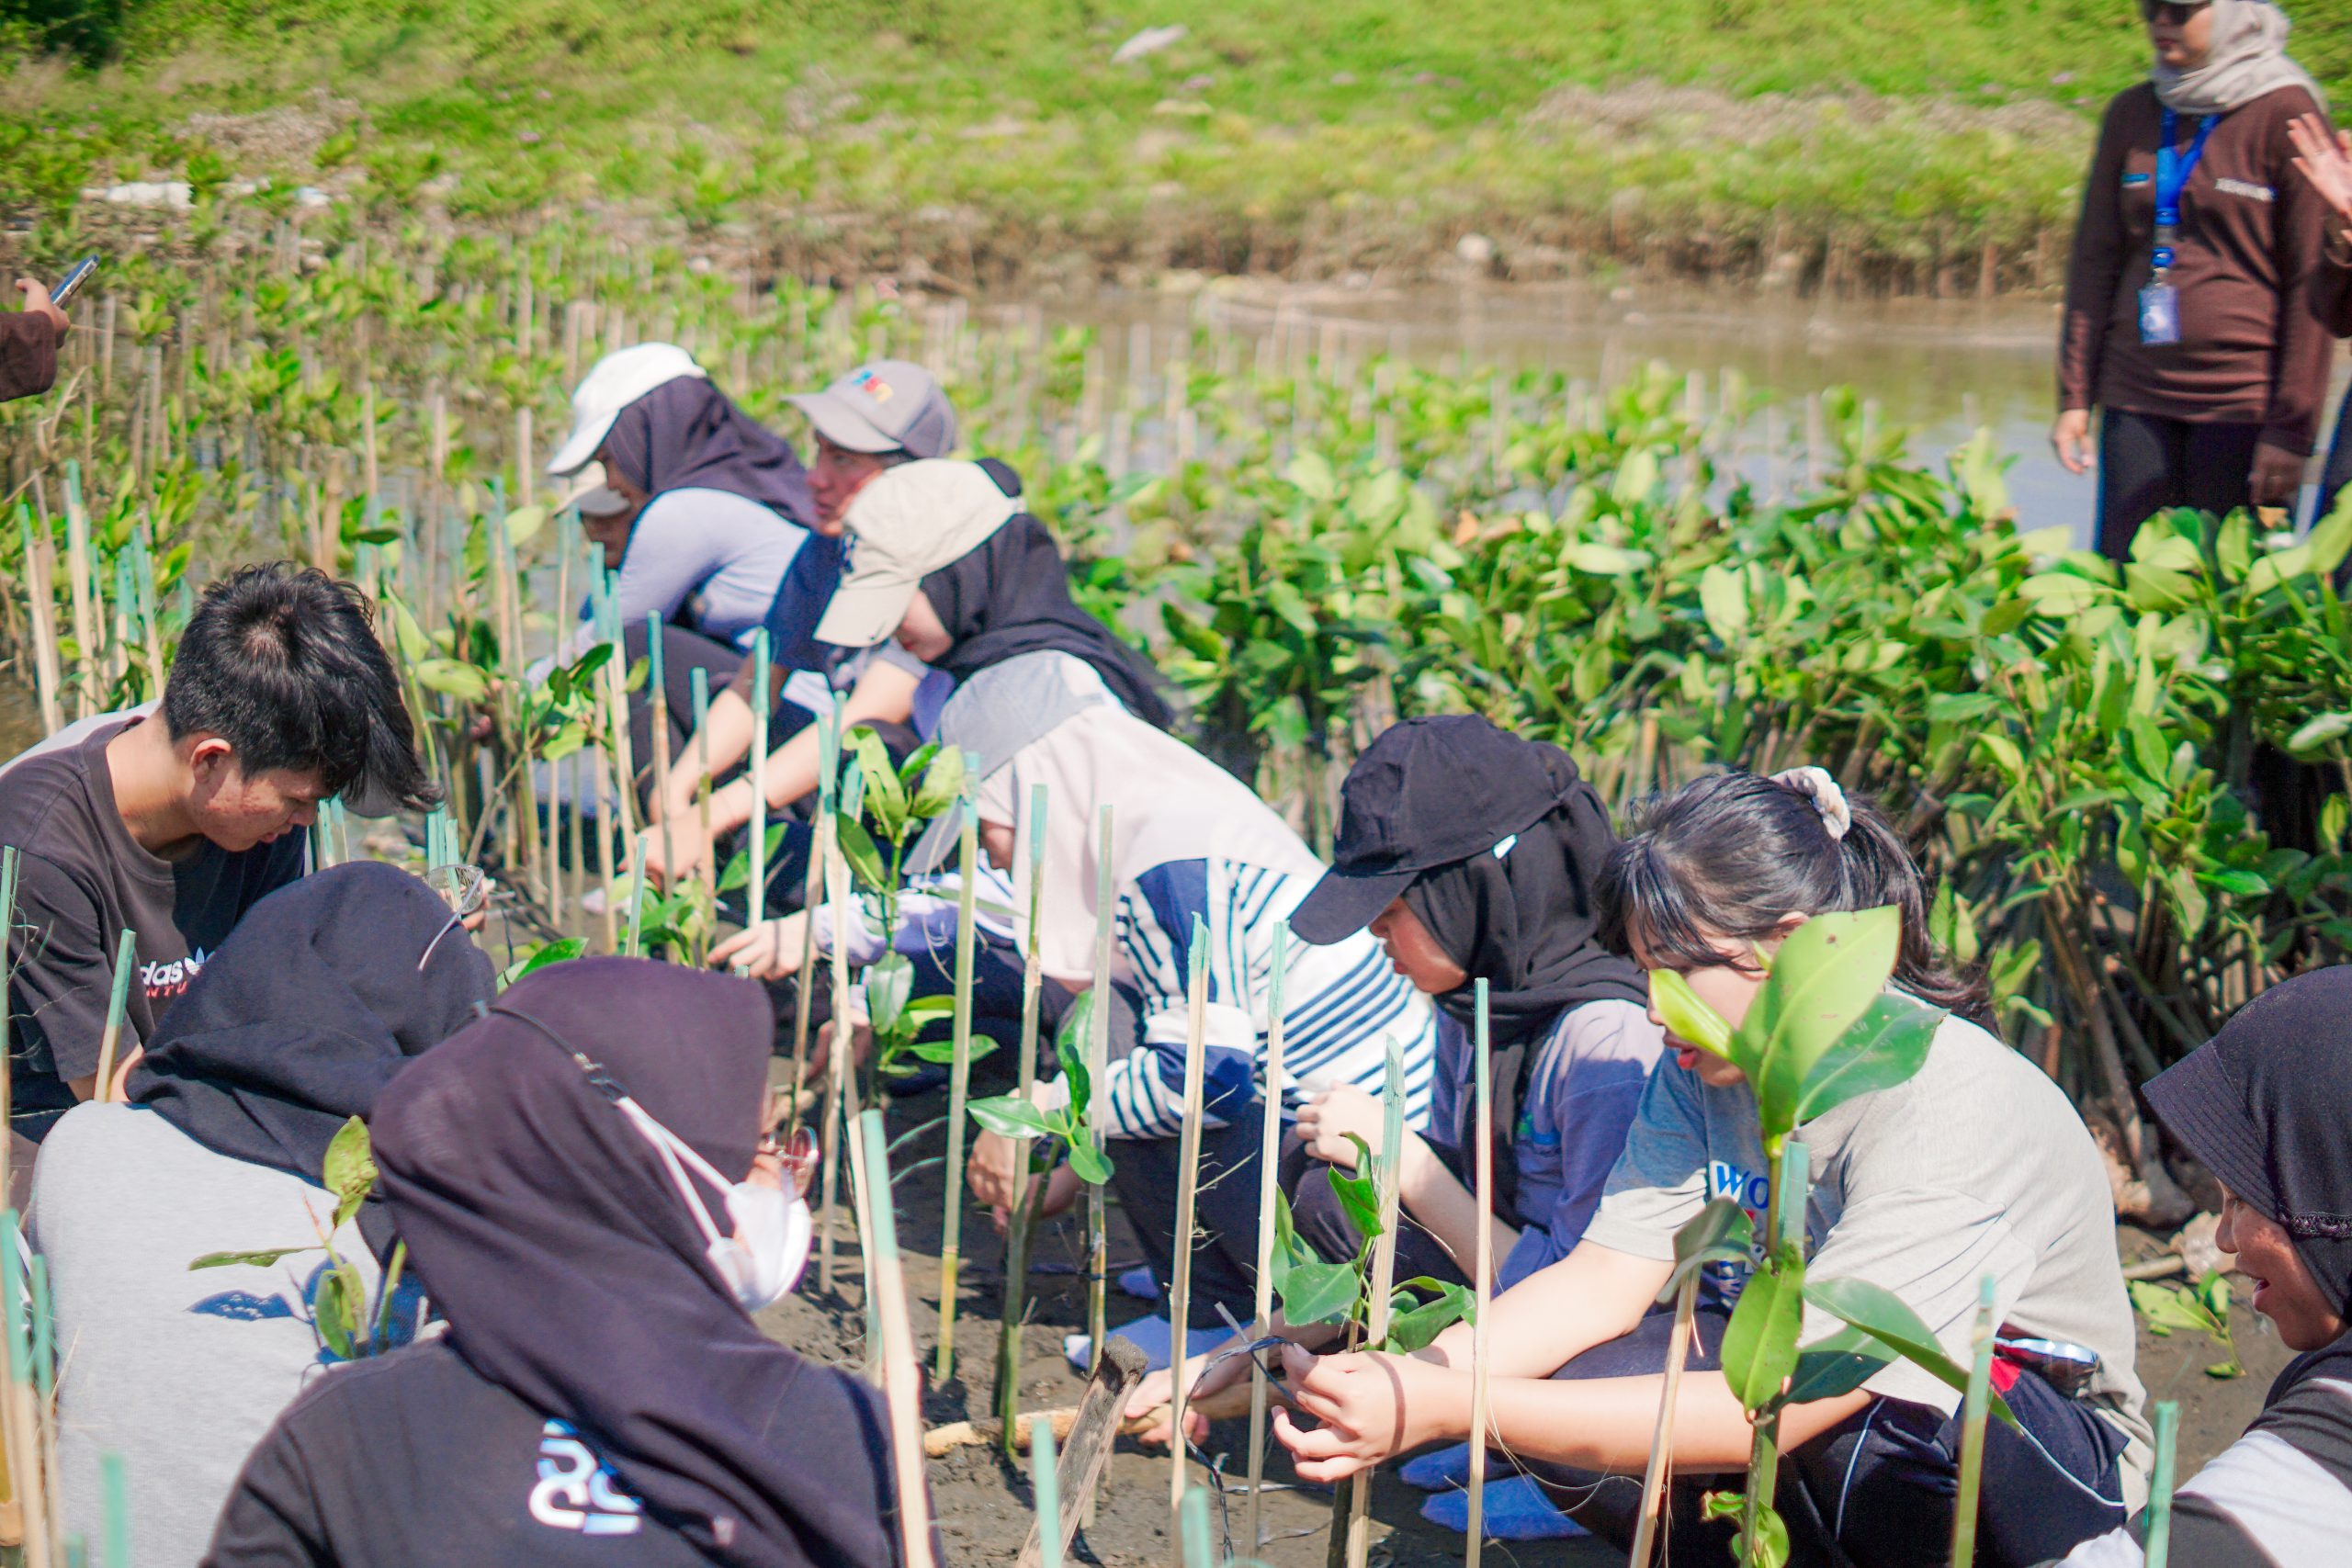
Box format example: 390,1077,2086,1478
547,344,707,479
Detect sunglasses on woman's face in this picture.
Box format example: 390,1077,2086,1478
2143,1,2207,23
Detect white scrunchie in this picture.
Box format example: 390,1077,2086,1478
1771,766,1852,843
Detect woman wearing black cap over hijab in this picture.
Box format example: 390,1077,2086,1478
1130,719,1663,1511
2056,965,2352,1566
31,861,493,1568
541,343,819,800
204,959,901,1568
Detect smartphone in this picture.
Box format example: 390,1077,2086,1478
49,254,97,311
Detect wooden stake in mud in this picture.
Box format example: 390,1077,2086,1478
935,775,980,1384
647,615,676,897
90,930,138,1104
3,1213,50,1568
1340,1042,1408,1568
997,783,1052,1458
1949,1273,1999,1568
818,811,855,1292
1030,1419,1061,1568
745,629,772,919
2144,1399,2181,1568
1467,978,1494,1566
17,513,61,738
1083,803,1116,1375
1243,924,1291,1554
61,467,94,722
1166,915,1213,1511
855,1111,940,1568
786,706,839,1146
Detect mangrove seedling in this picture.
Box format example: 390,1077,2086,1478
832,731,972,1093
2131,1269,2245,1380
189,1117,416,1362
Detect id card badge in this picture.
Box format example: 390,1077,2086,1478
2139,283,2181,346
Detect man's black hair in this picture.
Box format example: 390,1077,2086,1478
163,562,439,812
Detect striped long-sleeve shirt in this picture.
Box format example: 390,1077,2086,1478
1099,856,1440,1141
2057,1344,2352,1567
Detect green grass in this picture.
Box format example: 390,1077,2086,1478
7,1,2352,282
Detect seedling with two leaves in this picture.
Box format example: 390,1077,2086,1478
188,1117,416,1362
1264,1136,1476,1356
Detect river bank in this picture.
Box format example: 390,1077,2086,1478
11,2,2350,294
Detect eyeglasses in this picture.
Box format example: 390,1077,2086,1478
2143,1,2209,23
417,863,491,973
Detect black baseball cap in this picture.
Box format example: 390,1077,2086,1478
1289,716,1580,946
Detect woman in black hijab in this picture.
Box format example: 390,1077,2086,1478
205,959,905,1568
1126,716,1665,1471
2054,964,2352,1567
35,861,494,1568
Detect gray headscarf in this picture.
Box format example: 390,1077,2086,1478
2153,0,2324,116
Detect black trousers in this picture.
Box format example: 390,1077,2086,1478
2094,407,2263,561
618,622,749,811
1516,1309,2130,1568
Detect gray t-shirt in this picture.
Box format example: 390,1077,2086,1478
1585,1011,2153,1497
32,1104,398,1568
588,487,808,653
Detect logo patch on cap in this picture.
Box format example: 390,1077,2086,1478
849,367,894,404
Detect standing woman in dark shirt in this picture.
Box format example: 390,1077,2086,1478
2054,0,2332,560
203,960,907,1568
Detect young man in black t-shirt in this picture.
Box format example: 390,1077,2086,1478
0,563,436,1143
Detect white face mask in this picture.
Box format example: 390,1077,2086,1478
618,1099,812,1314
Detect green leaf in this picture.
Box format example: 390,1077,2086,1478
834,813,888,893
904,996,957,1026
1383,1281,1476,1353
1284,451,1338,502
1780,1325,1896,1406
314,1265,357,1360
1805,1276,2018,1427
1650,969,1735,1061
967,1095,1053,1140
1275,1259,1361,1326
865,953,913,1036
851,728,906,840
503,504,549,546
1699,563,1750,643
1720,1254,1806,1412
1737,908,1904,1144
910,743,966,820
323,1117,376,1210
1327,1136,1383,1241
1658,1197,1756,1304
189,1246,318,1271
2130,1279,2222,1338
415,657,491,702
1790,995,1943,1127
1699,1494,1789,1568
1067,1140,1114,1185
502,936,586,986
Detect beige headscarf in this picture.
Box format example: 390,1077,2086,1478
2152,0,2324,115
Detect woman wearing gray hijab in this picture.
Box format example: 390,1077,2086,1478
2054,1,2334,560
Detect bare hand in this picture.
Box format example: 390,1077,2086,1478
1293,1084,1385,1169
14,279,66,334
1271,1342,1445,1484
711,912,811,980
1124,1339,1250,1448
2051,409,2095,477
2250,439,2308,507
639,820,713,889
2290,113,2352,226
967,1130,1024,1226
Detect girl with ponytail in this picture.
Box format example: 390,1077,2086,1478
1274,766,2154,1568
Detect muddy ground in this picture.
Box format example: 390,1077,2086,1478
760,1085,2287,1567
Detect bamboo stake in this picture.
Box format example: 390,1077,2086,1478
1629,1266,1702,1567
1467,978,1494,1563
624,838,647,957
745,629,772,918
998,783,1051,1457
2144,1399,2180,1568
1950,1272,1998,1568
4,1213,50,1568
1030,1418,1061,1568
1243,924,1290,1553
818,823,851,1289
1341,1042,1408,1568
1166,915,1212,1511
856,1111,939,1568
97,1453,126,1568
61,468,93,722
1084,803,1115,1374
17,513,61,738
786,707,838,1145
648,615,676,895
90,930,137,1103
594,745,618,953
935,778,980,1384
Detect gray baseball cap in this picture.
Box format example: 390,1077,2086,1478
786,360,957,459
906,653,1119,873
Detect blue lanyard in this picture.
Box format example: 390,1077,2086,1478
2153,107,2218,272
